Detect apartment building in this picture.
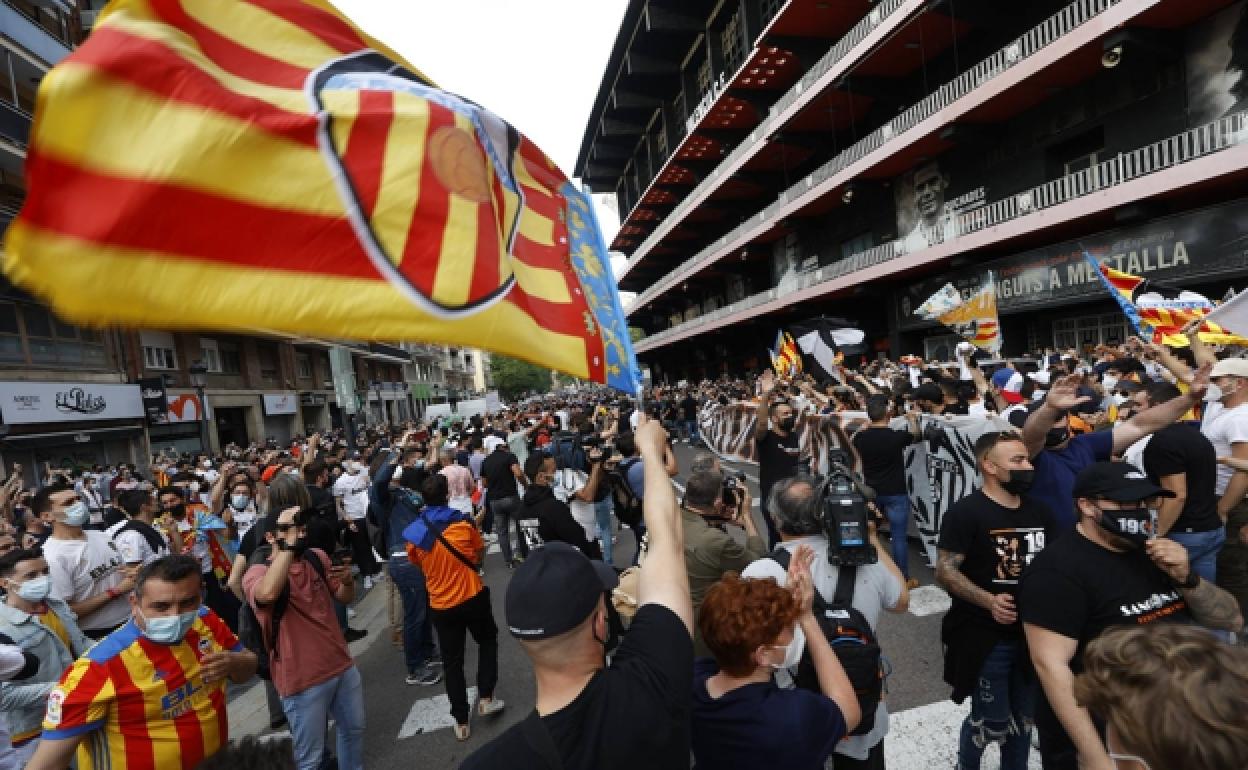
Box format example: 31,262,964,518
579,0,1248,378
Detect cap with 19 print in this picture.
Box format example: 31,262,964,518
505,542,619,640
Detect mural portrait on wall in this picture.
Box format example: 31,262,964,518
894,160,950,254
1186,0,1248,124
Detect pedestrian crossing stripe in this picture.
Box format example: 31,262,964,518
397,687,478,739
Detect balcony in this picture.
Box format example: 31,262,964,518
0,1,72,65
636,111,1248,352
0,99,30,147
629,0,1195,313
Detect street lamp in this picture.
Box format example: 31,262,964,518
188,360,210,453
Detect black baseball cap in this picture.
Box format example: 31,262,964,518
1072,461,1175,502
505,543,618,640
913,383,944,404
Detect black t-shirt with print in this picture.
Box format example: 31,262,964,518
460,604,692,770
1141,423,1222,533
1019,528,1192,672
756,430,803,495
939,490,1058,632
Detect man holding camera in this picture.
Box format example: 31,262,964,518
244,506,365,770
680,468,763,656
741,475,908,769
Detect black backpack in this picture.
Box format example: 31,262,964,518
114,519,166,555
606,457,643,527
550,431,587,472
237,547,330,681
768,549,883,736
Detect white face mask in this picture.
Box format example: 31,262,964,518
1102,375,1119,390
761,629,802,670
1205,384,1225,403
1111,393,1129,407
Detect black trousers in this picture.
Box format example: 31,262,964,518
830,738,885,770
344,520,380,577
430,588,498,725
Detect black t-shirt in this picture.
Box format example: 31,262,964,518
938,490,1058,632
1019,529,1192,672
680,396,697,420
303,484,341,554
756,430,802,494
238,515,269,562
481,450,520,501
851,426,915,496
460,604,692,770
1141,423,1222,533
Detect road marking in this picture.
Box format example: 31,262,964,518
907,585,952,617
885,699,1042,769
487,543,500,555
397,687,478,739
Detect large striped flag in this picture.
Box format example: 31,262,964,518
2,0,638,392
1085,253,1247,346
914,277,1002,353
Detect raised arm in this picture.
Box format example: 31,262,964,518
1111,363,1207,454
1183,320,1218,369
754,370,776,442
1021,376,1089,457
788,544,861,731
633,416,693,634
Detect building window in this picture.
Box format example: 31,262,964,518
200,338,222,373
256,344,279,382
1053,314,1126,351
696,55,711,95
140,330,177,370
296,353,313,380
219,341,242,375
760,0,784,28
840,232,874,261
721,10,743,72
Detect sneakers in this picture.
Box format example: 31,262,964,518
477,697,505,717
453,723,470,742
406,665,443,686
483,533,499,545
427,652,443,667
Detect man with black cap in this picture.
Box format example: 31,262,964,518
1021,461,1243,770
1020,368,1209,533
462,416,693,770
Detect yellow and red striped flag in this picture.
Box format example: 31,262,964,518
3,0,638,391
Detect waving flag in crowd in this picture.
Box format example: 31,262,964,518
2,0,639,392
770,330,802,378
789,318,865,382
1085,253,1248,346
914,277,1003,353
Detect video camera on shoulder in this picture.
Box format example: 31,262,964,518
821,450,877,567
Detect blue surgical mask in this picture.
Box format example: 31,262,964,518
139,608,198,645
230,494,251,511
61,501,90,528
15,574,50,603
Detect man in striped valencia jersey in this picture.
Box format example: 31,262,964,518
25,554,258,770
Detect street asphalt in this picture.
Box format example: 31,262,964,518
228,441,1038,769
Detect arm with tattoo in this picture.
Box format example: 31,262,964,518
935,550,995,611
1181,577,1244,633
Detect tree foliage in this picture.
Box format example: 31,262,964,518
489,355,552,400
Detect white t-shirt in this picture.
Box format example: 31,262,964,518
333,472,371,520
553,468,596,542
112,522,171,566
43,532,130,632
741,535,902,761
230,505,258,540
1201,401,1248,495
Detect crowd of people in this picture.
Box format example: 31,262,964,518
0,324,1244,768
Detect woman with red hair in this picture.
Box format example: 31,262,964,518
691,544,861,769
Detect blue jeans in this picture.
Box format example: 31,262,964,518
489,495,525,564
390,556,436,673
683,419,698,443
1169,527,1225,583
876,494,911,579
280,665,365,770
958,640,1036,770
594,497,614,566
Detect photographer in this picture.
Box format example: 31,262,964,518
552,425,609,561
244,505,365,770
681,468,764,657
741,475,909,769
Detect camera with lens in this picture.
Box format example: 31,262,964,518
721,471,747,508
820,450,877,567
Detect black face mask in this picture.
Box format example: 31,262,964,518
164,504,186,520
1097,506,1155,549
778,417,797,432
1044,427,1070,448
1001,469,1035,495
290,536,310,556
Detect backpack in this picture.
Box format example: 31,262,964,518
768,549,883,736
606,457,643,528
237,547,330,681
114,519,166,555
550,431,587,472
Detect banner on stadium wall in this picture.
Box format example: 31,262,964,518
902,414,1012,565
698,402,1010,565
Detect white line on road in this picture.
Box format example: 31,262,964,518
397,687,478,739
487,543,500,555
884,699,1042,769
907,585,952,617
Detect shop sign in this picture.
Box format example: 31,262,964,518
138,377,169,425
263,392,297,415
0,382,143,425
166,393,206,423
897,199,1248,328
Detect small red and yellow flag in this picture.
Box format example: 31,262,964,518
4,0,638,390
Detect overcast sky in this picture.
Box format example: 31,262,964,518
333,0,630,276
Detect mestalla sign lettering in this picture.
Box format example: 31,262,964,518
897,198,1248,328
0,382,144,425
